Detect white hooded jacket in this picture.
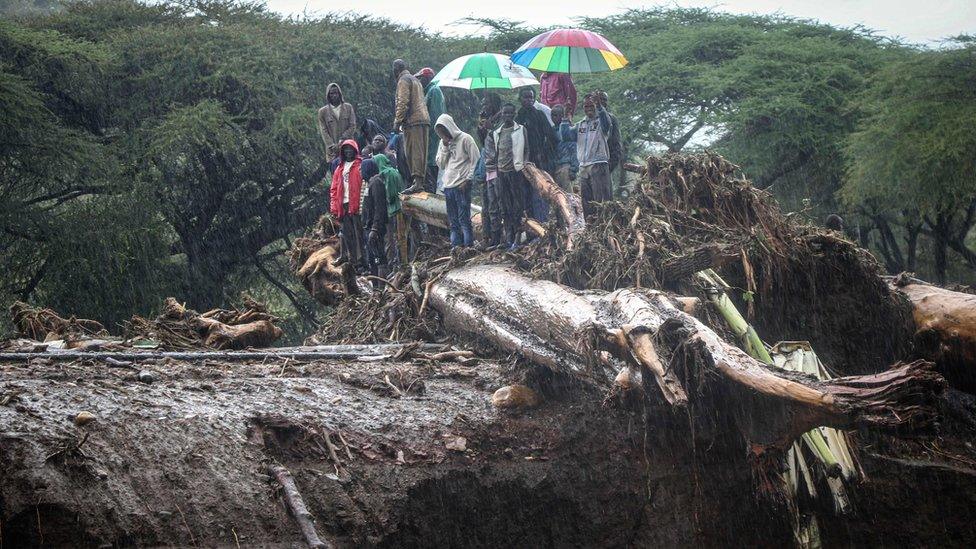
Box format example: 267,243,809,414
434,113,481,190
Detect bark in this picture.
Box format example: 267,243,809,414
522,163,586,249
431,264,945,450
893,279,976,393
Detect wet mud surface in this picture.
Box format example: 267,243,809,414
1,356,975,547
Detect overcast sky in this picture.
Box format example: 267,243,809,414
265,0,975,45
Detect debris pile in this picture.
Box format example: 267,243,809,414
124,296,283,350
8,301,106,342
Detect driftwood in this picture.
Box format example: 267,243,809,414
893,278,976,392
293,236,359,306
431,264,945,451
0,343,447,363
269,464,333,549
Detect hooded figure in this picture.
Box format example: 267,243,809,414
317,83,357,158
362,152,402,282
435,114,480,247
330,140,366,270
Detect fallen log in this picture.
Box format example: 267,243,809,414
430,264,945,450
892,278,976,393
399,191,546,240
293,236,359,306
522,163,586,249
269,464,333,549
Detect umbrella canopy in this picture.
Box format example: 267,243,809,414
511,28,628,73
432,52,539,90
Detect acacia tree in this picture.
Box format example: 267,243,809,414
841,38,976,284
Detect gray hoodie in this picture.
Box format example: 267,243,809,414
434,114,480,190
559,107,611,167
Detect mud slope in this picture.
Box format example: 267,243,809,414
2,356,975,547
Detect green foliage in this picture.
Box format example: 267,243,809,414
841,41,976,214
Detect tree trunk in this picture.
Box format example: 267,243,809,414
892,278,976,393
430,264,945,451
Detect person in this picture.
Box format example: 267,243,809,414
484,103,529,248
534,98,553,126
516,87,558,222
596,91,623,181
330,140,366,272
317,82,357,160
392,59,430,194
361,134,397,183
561,94,612,216
825,214,844,232
434,114,480,248
474,96,503,247
416,67,445,193
540,72,578,118
550,104,578,191
362,153,402,284
356,117,386,151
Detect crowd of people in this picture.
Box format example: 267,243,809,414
318,58,625,283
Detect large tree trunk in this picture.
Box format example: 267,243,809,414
431,264,945,451
893,278,976,393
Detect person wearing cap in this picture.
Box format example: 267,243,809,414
560,93,612,216
392,59,430,194
415,67,444,193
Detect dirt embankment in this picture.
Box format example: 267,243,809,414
2,355,975,547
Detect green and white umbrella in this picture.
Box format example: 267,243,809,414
432,52,539,90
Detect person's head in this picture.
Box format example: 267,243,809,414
392,59,407,78
341,142,357,162
327,84,341,106
501,103,516,126
482,92,502,115
371,134,388,153
519,87,535,109
596,90,609,108
435,124,453,142
416,67,435,88
825,214,844,231
583,95,596,119
361,145,373,157
550,104,565,125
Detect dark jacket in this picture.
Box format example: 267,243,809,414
362,175,388,235
515,105,557,172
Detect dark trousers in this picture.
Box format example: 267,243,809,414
366,228,388,275
480,178,495,246
495,170,526,245
339,207,365,267
426,165,439,193
579,162,612,217
444,185,474,247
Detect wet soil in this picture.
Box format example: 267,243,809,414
1,356,974,547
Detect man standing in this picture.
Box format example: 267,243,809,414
317,82,357,159
484,104,529,248
330,140,366,272
362,153,402,284
597,91,623,188
392,59,430,194
434,114,480,248
550,104,578,191
474,94,503,248
540,72,577,118
416,67,445,193
561,94,612,216
515,87,557,222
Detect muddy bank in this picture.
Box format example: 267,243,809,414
2,356,975,547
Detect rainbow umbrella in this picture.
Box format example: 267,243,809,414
511,28,628,73
432,52,539,90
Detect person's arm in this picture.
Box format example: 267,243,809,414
317,108,336,154
483,131,497,171
598,107,611,135
393,76,409,128
461,135,480,183
341,104,358,140
436,138,450,170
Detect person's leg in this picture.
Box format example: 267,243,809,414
459,185,474,246
350,214,365,270
579,165,594,217
385,214,398,267
481,179,494,246
594,162,612,203
487,180,504,246
339,207,354,262
403,126,425,191
444,186,461,247
426,164,439,194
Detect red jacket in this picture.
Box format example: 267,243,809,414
330,139,363,218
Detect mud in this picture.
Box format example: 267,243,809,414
2,355,975,547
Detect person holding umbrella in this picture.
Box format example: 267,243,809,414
392,59,430,194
